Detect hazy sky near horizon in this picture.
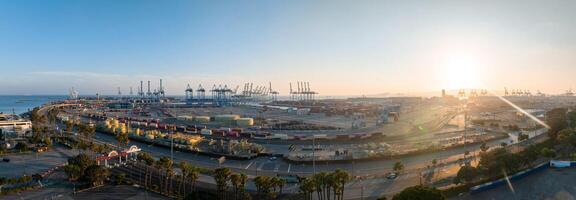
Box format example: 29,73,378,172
1,0,576,96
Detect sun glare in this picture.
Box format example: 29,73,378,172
442,54,482,90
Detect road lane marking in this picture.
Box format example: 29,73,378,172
287,164,291,173
245,160,255,169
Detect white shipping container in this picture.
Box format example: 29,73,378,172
201,129,212,136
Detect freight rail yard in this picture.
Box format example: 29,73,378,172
30,80,567,198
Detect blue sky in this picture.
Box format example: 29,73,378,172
1,0,576,96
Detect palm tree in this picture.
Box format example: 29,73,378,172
187,166,199,196
213,168,232,200
313,172,329,200
237,173,248,199
255,176,275,199
230,174,244,200
268,176,286,198
156,157,173,195
116,132,129,149
299,177,316,200
254,176,264,198
331,169,350,200
179,161,190,196
325,174,336,200
274,177,286,197
154,159,164,193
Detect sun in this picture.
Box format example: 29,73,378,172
442,54,482,90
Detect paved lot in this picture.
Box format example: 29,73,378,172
0,145,77,178
455,168,576,200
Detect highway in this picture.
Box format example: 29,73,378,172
92,130,510,177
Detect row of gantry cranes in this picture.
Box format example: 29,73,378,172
183,81,318,106
451,87,573,98
455,88,545,98
76,79,318,105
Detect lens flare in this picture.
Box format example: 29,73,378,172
490,90,550,129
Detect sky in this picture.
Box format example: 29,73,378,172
1,0,576,96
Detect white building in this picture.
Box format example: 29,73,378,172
0,114,32,139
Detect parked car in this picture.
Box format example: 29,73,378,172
386,172,397,179
2,158,10,162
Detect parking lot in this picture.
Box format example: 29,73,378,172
0,145,76,178
455,168,576,200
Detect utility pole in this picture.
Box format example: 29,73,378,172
170,128,174,163
361,185,364,200
312,134,316,175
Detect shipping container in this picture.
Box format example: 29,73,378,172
200,129,212,136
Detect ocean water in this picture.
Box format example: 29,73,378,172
0,95,67,115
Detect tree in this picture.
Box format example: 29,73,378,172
519,144,540,166
557,128,576,146
30,107,46,124
331,169,350,200
299,177,316,200
114,173,126,185
116,132,130,148
179,161,190,196
15,142,28,152
546,108,568,140
477,148,520,178
82,165,109,187
156,157,174,195
392,185,445,200
540,147,556,158
213,167,232,200
138,152,155,166
68,154,96,172
568,111,576,128
187,166,200,196
453,166,477,184
231,173,249,200
79,123,96,140
271,176,286,198
63,164,82,181
312,172,329,200
393,161,404,173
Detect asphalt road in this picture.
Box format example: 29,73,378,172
92,131,510,177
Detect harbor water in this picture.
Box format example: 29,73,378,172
0,95,66,115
